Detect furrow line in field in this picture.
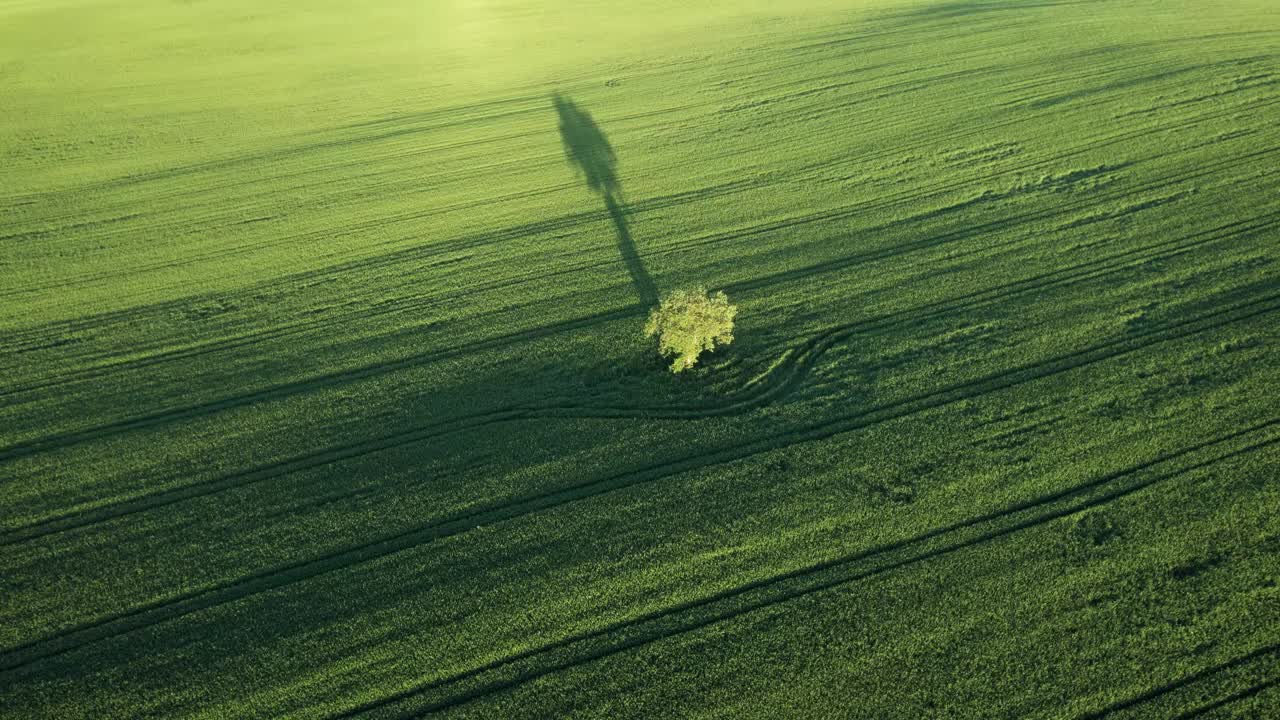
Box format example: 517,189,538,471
0,99,713,263
0,39,1002,232
0,174,758,343
1081,643,1280,719
1172,677,1280,719
0,157,648,301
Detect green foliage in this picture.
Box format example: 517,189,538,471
1,0,1278,717
644,286,737,372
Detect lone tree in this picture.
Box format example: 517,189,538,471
644,286,737,372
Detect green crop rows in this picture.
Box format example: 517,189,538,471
1,0,1277,717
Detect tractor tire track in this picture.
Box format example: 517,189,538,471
1171,677,1280,719
1082,643,1280,719
0,100,729,300
328,426,1280,718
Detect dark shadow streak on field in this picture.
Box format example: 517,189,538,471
1081,642,1280,719
1171,676,1280,719
553,94,658,307
1026,63,1210,110
794,0,1100,54
890,0,1097,22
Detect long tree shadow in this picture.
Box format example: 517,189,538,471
552,94,658,307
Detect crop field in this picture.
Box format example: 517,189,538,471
2,0,1279,717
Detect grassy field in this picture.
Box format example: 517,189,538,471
2,0,1279,716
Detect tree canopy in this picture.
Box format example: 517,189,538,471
644,286,737,372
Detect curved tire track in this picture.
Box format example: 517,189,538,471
3,211,1271,545
0,291,1274,675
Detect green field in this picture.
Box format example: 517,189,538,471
2,0,1279,716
